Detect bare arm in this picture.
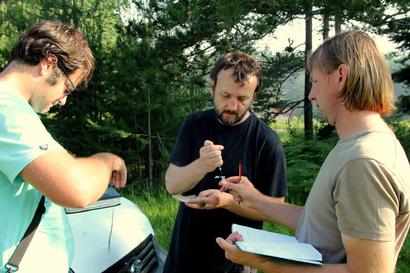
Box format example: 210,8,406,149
165,161,209,195
216,232,396,273
165,140,224,195
340,234,395,273
220,177,302,230
225,196,286,221
185,188,285,221
21,149,127,208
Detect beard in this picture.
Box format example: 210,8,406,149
214,107,248,126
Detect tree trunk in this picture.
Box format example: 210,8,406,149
323,12,329,40
304,1,313,140
147,89,153,190
335,14,343,34
316,9,336,140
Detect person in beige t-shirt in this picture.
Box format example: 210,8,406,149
216,30,410,273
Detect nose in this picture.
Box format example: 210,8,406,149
226,97,239,111
58,96,68,106
308,86,315,101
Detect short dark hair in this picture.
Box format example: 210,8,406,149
11,20,95,87
210,50,262,94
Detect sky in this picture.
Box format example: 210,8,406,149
255,18,398,55
255,19,407,104
121,2,398,55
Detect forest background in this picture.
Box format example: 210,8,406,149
0,0,409,271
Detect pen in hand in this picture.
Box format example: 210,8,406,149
238,160,242,183
220,161,242,192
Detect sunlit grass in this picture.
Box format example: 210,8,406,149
122,185,178,250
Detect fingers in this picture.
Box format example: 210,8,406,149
204,140,224,152
216,237,233,250
228,231,244,243
110,156,127,188
197,189,219,197
216,235,257,267
110,169,127,188
199,140,224,172
215,234,244,263
219,178,248,204
186,193,220,209
204,140,213,146
219,178,241,192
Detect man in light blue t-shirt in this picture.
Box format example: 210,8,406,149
0,21,127,273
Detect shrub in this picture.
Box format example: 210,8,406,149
390,121,410,158
283,136,337,205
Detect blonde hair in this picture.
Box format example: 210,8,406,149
308,30,395,116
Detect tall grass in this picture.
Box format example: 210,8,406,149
124,119,410,272
122,185,178,250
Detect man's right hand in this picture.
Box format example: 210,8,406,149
198,140,224,173
91,153,127,189
21,150,127,208
219,176,262,209
164,140,224,195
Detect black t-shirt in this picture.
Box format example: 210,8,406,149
163,109,288,273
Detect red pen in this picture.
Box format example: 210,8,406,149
220,161,242,191
237,161,242,184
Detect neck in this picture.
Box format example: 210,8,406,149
335,109,390,140
234,111,251,125
0,62,36,101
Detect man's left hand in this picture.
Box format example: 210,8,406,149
185,189,234,209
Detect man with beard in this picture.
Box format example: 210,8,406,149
163,50,288,273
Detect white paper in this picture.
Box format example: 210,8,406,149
172,194,196,203
232,224,323,265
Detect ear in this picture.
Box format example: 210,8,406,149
337,64,349,92
39,54,58,75
210,79,215,96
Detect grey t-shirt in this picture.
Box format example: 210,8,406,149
296,130,410,263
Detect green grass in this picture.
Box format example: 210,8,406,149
397,237,410,273
122,185,178,250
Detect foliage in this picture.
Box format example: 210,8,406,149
390,120,410,157
396,92,410,114
253,50,305,124
283,134,337,205
82,0,304,187
353,0,410,114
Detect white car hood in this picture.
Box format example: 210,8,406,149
67,197,154,273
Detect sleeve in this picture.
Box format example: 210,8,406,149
0,102,64,183
168,114,197,167
334,159,398,241
256,130,288,198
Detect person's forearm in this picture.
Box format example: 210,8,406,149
72,153,121,204
165,160,208,194
224,197,286,222
254,258,350,273
249,195,303,230
22,151,125,208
